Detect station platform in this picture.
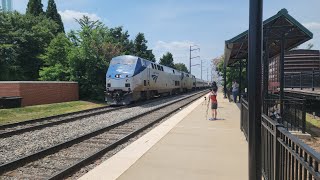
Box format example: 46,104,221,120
79,92,248,180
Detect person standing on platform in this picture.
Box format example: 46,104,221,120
232,80,239,103
208,89,218,120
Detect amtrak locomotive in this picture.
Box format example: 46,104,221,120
105,55,208,105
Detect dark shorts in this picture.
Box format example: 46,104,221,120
211,102,218,109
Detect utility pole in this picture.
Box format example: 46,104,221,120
211,62,213,82
200,60,205,80
207,61,209,81
189,45,200,74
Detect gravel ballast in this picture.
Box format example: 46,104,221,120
0,92,205,165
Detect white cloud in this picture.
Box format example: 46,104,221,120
59,10,101,24
153,40,217,80
153,40,197,62
303,22,320,30
153,40,205,78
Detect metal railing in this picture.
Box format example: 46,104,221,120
262,93,306,133
261,114,320,180
285,70,320,91
240,98,249,140
241,94,306,134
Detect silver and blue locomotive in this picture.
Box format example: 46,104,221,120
105,55,208,105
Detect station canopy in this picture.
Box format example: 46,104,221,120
224,9,313,66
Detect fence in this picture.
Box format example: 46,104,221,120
240,98,249,140
285,70,320,91
261,114,320,180
263,97,306,133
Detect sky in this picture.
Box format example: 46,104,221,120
13,0,320,80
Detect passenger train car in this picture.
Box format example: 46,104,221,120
105,55,208,105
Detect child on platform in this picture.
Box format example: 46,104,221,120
208,89,218,120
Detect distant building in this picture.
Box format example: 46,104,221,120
268,49,320,92
0,0,12,12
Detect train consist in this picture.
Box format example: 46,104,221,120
105,55,209,105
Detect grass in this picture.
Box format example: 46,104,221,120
306,113,320,128
306,113,320,137
0,101,107,126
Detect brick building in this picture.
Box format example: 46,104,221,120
268,49,320,92
0,81,79,106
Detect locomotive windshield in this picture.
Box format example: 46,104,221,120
106,56,138,78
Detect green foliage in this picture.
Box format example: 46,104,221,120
133,32,155,62
0,12,58,80
46,0,64,33
159,52,175,68
26,0,43,16
109,26,133,54
68,16,122,100
2,0,158,101
39,33,71,80
216,56,247,91
174,63,189,73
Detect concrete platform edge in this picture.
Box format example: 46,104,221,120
78,95,206,180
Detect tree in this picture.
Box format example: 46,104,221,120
46,0,64,33
133,32,155,62
159,52,175,68
26,0,43,16
109,26,134,54
39,33,72,80
68,16,122,100
216,55,246,91
146,49,156,62
0,12,58,80
174,63,189,73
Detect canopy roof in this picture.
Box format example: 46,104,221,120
224,9,313,66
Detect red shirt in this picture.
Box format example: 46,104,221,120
210,92,217,103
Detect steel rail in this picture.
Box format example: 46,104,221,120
0,106,121,138
0,92,197,138
48,91,207,180
0,90,208,178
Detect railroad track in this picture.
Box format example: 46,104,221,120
0,106,122,138
0,90,207,180
0,92,191,138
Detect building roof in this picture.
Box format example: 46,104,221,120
224,9,313,66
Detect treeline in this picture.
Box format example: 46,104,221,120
159,52,189,73
216,56,247,92
0,0,158,100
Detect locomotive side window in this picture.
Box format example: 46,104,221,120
144,80,147,86
173,70,175,74
161,66,164,71
157,65,161,70
151,64,154,69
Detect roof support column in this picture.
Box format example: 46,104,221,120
248,0,263,179
246,59,248,95
279,37,285,121
239,59,243,102
224,63,227,98
262,39,269,114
